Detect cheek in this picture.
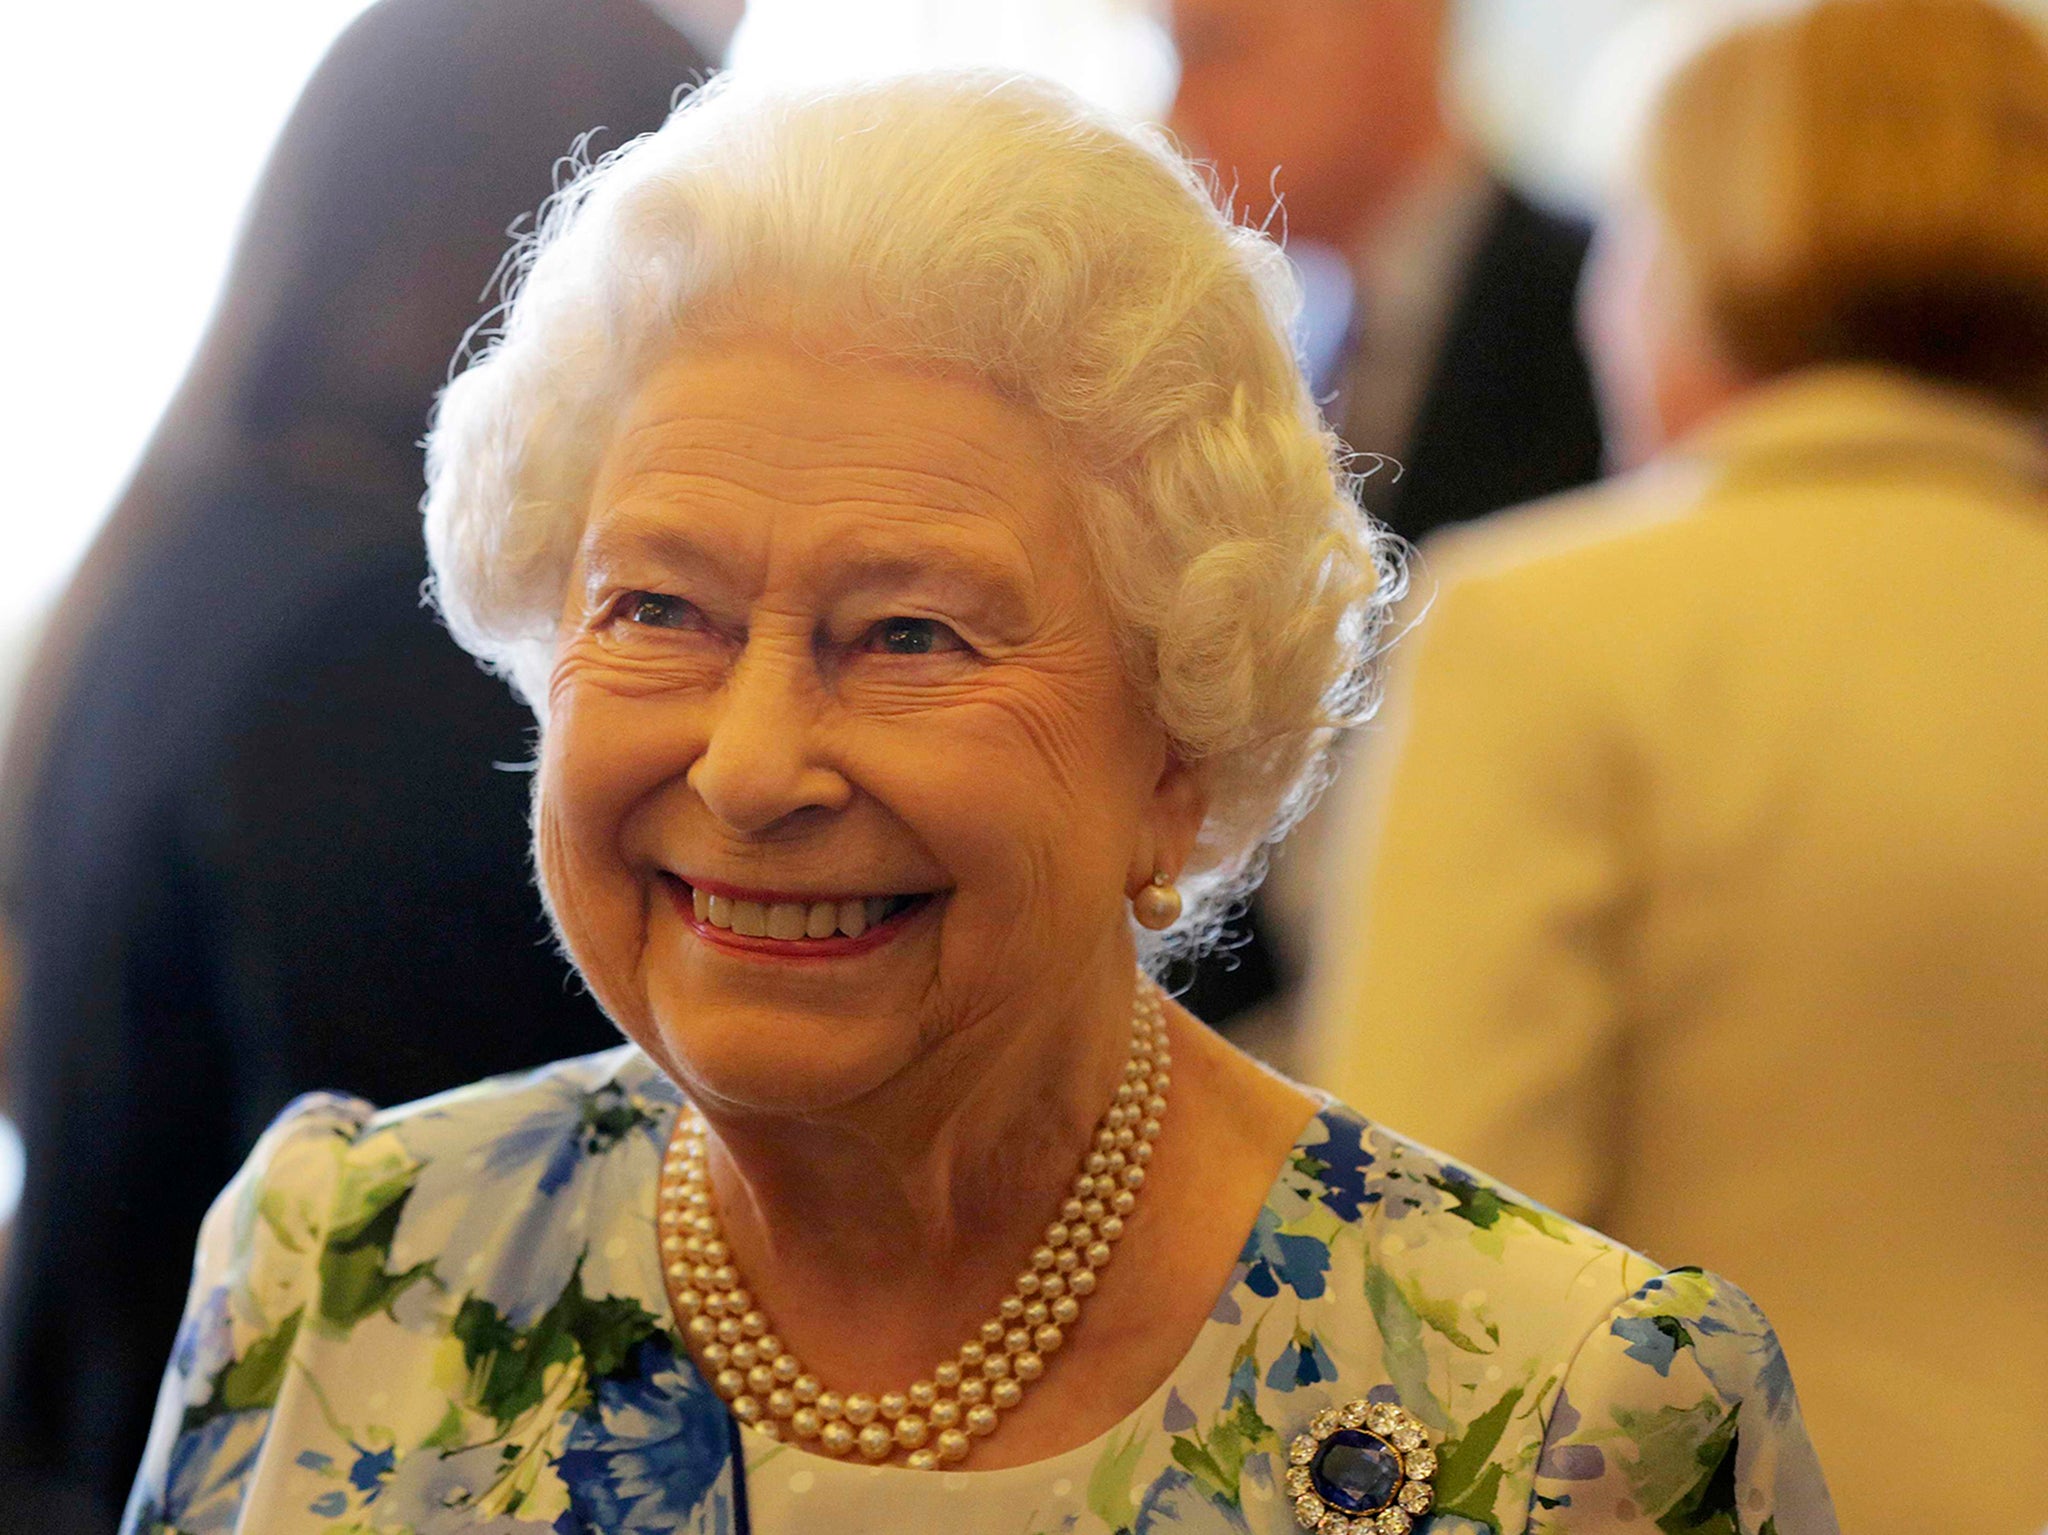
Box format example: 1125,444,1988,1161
871,668,1156,916
534,677,698,1027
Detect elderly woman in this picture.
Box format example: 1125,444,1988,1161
1307,2,2048,1531
125,75,1835,1534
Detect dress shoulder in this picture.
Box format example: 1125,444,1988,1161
123,1092,374,1532
1265,1101,1836,1533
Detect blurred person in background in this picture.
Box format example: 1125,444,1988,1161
0,0,712,1521
1163,0,1608,1039
1307,1,2048,1528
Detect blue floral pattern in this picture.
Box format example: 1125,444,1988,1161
124,1047,1836,1533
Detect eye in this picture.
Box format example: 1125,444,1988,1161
861,617,968,656
614,592,703,630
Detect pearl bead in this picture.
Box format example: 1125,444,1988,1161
1085,1152,1108,1175
1099,1215,1124,1241
957,1378,987,1406
753,1417,783,1441
1025,1300,1050,1326
1121,1166,1146,1190
1112,1190,1137,1216
1061,1198,1086,1221
894,1413,929,1449
731,1394,762,1423
1083,1198,1106,1222
879,1392,907,1421
772,1353,801,1382
1005,1326,1033,1353
1013,1351,1045,1381
819,1420,856,1456
1145,1095,1166,1118
709,1265,737,1290
908,1380,938,1410
702,1342,731,1370
1040,1273,1067,1299
1051,1295,1080,1325
965,1403,1000,1436
857,1423,894,1460
844,1393,877,1425
929,1399,961,1428
1030,1245,1057,1272
1055,1248,1080,1273
1016,1271,1042,1296
1087,1241,1113,1268
1034,1324,1065,1354
715,1317,743,1345
979,1319,1005,1346
1045,1223,1070,1247
768,1388,796,1419
816,1391,844,1421
715,1368,745,1399
730,1342,758,1369
685,1315,716,1345
934,1361,962,1389
1132,1141,1153,1165
1071,1172,1096,1197
1113,1126,1135,1149
739,1310,768,1338
793,1374,821,1403
982,1353,1010,1379
906,1448,940,1471
747,1364,775,1394
936,1429,971,1463
991,1377,1023,1409
1068,1269,1097,1297
998,1296,1024,1321
959,1341,986,1368
726,1288,752,1314
791,1407,822,1439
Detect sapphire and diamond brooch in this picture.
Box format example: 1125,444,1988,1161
1286,1399,1438,1534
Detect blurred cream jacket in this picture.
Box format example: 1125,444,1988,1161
1305,366,2048,1534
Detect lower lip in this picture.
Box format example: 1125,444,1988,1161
664,883,930,961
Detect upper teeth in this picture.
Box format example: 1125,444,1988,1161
691,889,894,940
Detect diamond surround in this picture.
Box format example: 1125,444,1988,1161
1288,1400,1436,1533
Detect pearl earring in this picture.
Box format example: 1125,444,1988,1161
1132,871,1183,931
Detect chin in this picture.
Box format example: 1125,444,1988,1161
631,975,928,1119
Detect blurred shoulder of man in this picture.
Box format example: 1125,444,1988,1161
1165,0,1607,1034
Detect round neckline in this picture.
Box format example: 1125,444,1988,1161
727,1090,1340,1487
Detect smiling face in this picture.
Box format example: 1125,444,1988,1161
537,343,1204,1116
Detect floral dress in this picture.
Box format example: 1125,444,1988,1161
125,1046,1837,1534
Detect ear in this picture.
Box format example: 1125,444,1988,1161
1128,748,1211,893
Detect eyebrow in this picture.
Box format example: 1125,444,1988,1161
580,510,1038,634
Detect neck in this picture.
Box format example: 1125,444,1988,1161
690,960,1145,1375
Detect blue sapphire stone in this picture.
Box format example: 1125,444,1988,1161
1309,1429,1402,1514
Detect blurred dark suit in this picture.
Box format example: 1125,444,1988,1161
1182,179,1606,1028
0,1,707,1522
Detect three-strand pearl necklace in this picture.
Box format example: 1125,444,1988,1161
656,980,1170,1469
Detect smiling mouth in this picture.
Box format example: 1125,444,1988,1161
666,876,935,953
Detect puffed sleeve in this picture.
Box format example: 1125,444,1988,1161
1303,556,1638,1224
1527,1269,1839,1534
120,1091,372,1534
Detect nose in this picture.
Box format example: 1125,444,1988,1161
686,635,852,835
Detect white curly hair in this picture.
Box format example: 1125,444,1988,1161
422,69,1400,954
